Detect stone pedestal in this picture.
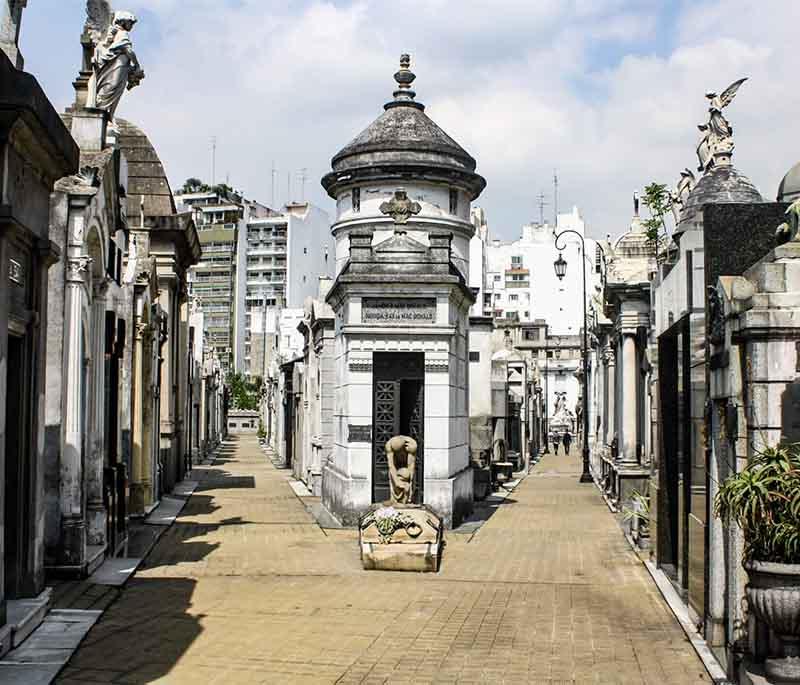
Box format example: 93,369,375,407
69,108,108,152
359,505,443,572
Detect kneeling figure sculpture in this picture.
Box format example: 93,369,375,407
386,435,417,504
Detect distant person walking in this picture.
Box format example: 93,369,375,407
563,430,572,455
552,433,560,455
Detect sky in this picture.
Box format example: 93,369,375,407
18,0,800,240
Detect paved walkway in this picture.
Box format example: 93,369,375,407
58,437,708,684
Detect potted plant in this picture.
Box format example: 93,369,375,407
622,490,650,546
715,443,800,683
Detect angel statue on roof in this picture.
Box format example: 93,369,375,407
696,78,747,173
85,1,145,121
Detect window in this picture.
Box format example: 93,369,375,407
509,294,518,302
494,293,501,301
523,311,529,319
493,274,501,282
449,188,458,214
303,247,307,254
469,351,480,362
525,328,539,340
547,351,554,359
511,255,523,266
352,187,361,212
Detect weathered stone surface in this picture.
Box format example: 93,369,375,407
359,504,443,572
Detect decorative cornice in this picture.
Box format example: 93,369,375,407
425,359,449,372
348,359,372,373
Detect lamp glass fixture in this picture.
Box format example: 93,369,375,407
554,252,567,280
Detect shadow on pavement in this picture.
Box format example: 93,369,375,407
56,577,201,684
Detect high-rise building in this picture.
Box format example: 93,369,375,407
177,188,271,374
241,202,332,377
478,206,602,335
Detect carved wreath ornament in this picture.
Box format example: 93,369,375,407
380,190,421,224
360,506,422,543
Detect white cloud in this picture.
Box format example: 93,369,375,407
20,0,800,238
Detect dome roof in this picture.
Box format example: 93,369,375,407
777,161,800,203
676,165,763,235
322,55,485,199
116,118,177,225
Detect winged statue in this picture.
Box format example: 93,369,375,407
84,0,145,121
696,78,747,173
669,168,696,224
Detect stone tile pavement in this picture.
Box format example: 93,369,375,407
57,438,710,684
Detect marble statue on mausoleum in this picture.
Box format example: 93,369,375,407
85,2,144,120
696,78,747,173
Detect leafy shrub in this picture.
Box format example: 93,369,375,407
714,444,800,564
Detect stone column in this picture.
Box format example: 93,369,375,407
605,344,616,448
129,317,153,515
86,289,107,546
620,331,638,463
157,283,176,490
60,254,91,564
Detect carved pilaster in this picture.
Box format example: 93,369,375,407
66,255,92,284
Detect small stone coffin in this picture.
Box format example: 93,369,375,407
359,505,443,572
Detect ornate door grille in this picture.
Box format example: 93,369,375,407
373,381,399,503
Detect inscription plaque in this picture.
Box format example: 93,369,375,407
9,259,24,287
348,424,372,443
362,298,436,324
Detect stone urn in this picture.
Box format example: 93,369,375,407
745,561,800,683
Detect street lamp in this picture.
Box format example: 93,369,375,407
552,230,604,484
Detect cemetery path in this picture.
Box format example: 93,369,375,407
58,436,709,684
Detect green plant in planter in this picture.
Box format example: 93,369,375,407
622,490,650,537
714,443,800,564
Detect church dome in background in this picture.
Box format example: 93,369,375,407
777,161,800,203
322,55,485,200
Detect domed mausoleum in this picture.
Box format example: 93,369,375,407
777,160,800,203
320,55,486,528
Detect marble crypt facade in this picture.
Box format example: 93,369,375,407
318,56,486,528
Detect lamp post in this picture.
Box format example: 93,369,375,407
553,230,603,484
543,324,549,454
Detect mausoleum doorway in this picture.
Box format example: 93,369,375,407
4,332,33,600
372,352,424,504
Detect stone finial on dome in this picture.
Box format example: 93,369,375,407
386,53,424,111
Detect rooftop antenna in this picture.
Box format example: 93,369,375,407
270,161,277,207
553,169,559,226
536,192,548,225
297,168,309,202
211,136,217,186
287,171,291,204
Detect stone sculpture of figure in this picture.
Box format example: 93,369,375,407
670,168,696,224
553,392,567,418
696,78,747,173
776,199,800,245
385,435,417,504
90,8,144,120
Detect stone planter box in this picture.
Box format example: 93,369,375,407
745,560,800,683
359,505,443,572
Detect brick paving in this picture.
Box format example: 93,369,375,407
57,437,709,684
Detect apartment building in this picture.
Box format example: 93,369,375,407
177,189,272,374
241,202,332,376
478,206,602,335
